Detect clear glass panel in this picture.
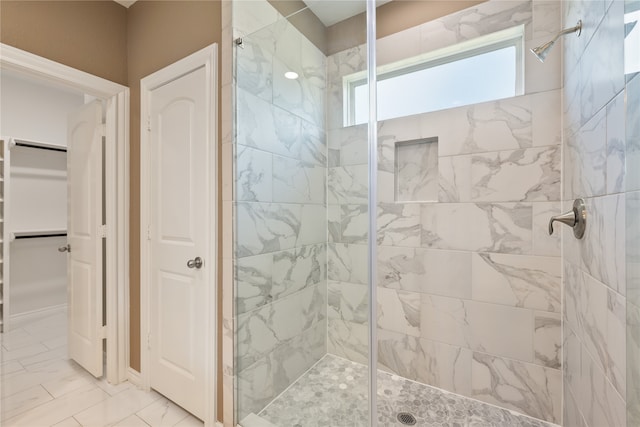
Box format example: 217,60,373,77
232,2,370,425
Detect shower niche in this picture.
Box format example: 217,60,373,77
394,137,438,202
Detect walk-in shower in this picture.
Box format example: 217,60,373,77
228,0,640,426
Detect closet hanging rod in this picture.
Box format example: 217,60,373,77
10,138,67,153
11,230,67,240
14,233,67,240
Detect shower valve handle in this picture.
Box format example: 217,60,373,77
548,198,586,239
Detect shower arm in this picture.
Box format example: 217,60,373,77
549,20,582,45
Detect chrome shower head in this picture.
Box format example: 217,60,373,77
530,20,582,63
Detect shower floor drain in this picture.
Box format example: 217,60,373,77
397,412,417,425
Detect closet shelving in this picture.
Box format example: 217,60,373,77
1,137,68,331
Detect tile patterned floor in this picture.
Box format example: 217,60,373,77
257,355,557,427
0,311,203,427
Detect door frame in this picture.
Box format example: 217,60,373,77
0,43,130,384
139,44,218,426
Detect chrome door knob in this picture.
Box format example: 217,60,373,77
58,244,71,253
187,257,203,269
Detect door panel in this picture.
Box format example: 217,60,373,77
149,65,209,418
67,101,104,378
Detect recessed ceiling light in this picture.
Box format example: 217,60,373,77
284,71,299,80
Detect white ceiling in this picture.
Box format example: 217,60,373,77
302,0,391,26
112,0,391,27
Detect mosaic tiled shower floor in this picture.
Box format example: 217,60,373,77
255,354,556,427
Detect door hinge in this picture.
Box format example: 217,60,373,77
99,224,107,239
100,325,107,339
99,123,106,137
147,332,151,350
147,116,151,132
147,225,151,241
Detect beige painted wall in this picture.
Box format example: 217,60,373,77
127,0,222,374
0,0,128,85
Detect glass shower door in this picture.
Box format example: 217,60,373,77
232,1,373,425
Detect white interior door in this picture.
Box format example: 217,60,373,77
148,65,210,419
67,100,104,378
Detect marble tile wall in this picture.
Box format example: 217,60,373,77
231,1,328,422
561,1,631,427
327,0,563,423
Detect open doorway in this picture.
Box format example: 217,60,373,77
0,44,130,422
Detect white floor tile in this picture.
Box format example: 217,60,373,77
2,359,81,397
19,346,67,367
1,329,39,352
1,385,53,421
51,417,81,427
95,377,134,396
43,335,67,350
136,397,190,426
42,369,95,398
1,343,49,362
3,384,109,426
73,387,162,427
1,361,26,376
114,414,151,426
174,414,205,426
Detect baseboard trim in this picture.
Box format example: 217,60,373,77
10,304,67,329
126,367,143,387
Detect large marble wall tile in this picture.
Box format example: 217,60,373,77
426,96,533,157
421,202,532,254
532,202,561,257
525,35,562,94
377,329,472,396
420,295,534,362
470,146,560,202
626,75,640,192
580,194,626,294
579,0,625,126
326,45,366,131
471,252,561,313
378,115,423,173
236,32,273,103
328,204,341,243
563,65,583,139
232,0,279,37
236,283,325,371
471,352,561,423
328,243,368,285
297,204,327,247
236,253,273,314
377,288,421,337
395,139,439,202
327,281,368,324
339,204,368,244
564,385,588,427
377,246,472,299
377,203,421,247
533,311,561,369
562,0,607,76
236,145,272,202
328,165,369,204
531,90,562,147
237,88,301,157
272,244,326,296
330,124,367,166
272,156,325,204
606,91,626,194
532,1,561,40
627,302,640,426
628,191,640,307
273,58,325,128
299,120,327,167
417,1,531,54
438,155,472,203
580,349,626,427
327,319,368,365
236,320,325,421
569,107,608,199
563,322,582,402
236,202,300,257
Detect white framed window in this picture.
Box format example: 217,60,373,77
344,25,525,126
